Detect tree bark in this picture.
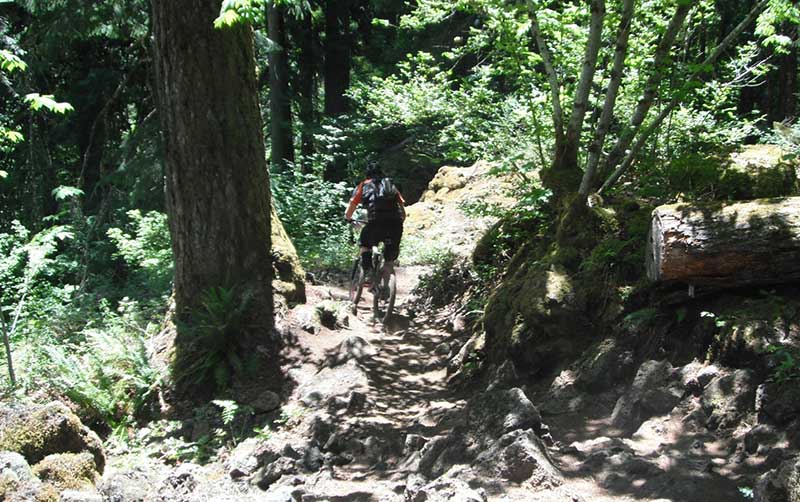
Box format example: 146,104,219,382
0,309,15,388
267,1,295,171
151,0,274,380
647,197,800,286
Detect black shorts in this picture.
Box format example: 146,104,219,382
360,219,404,261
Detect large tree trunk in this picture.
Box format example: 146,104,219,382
293,10,318,169
151,0,274,389
323,0,352,182
647,198,800,286
267,1,295,171
324,0,351,117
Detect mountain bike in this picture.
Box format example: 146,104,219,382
347,220,397,324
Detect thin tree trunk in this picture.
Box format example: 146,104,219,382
529,5,564,144
323,0,352,181
267,1,295,171
600,0,769,194
580,0,634,198
151,0,274,390
0,309,15,388
565,0,605,151
533,0,605,197
600,1,694,179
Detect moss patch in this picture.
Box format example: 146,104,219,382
32,453,99,492
0,402,105,472
271,205,306,306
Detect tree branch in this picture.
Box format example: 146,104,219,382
599,0,770,194
529,3,565,143
565,0,606,151
579,0,634,197
599,0,695,179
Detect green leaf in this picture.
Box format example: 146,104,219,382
24,94,74,114
52,185,85,200
213,9,240,29
0,170,7,179
0,49,27,73
1,129,24,144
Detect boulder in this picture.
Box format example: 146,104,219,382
611,360,683,432
744,424,787,456
701,369,757,430
540,370,586,416
754,455,800,502
0,402,105,473
458,388,543,438
486,360,519,391
251,390,281,414
473,429,559,485
756,381,800,425
254,457,298,490
32,452,100,492
0,451,52,502
227,437,276,479
299,361,368,409
326,336,377,367
414,388,553,481
483,265,588,372
574,338,635,392
406,477,486,502
417,435,465,479
99,465,161,502
406,161,515,259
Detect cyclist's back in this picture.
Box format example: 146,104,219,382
344,162,406,272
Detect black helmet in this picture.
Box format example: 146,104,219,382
366,161,383,179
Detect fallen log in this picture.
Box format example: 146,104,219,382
646,197,800,286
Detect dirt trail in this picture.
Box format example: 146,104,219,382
271,261,786,502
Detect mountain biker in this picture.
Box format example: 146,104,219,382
344,162,406,274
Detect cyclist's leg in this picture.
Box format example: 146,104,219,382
383,219,403,264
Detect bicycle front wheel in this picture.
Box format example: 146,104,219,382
349,259,364,312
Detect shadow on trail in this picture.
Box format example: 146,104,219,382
352,310,454,425
547,406,765,502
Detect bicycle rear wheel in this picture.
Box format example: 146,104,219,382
382,272,397,324
371,256,384,321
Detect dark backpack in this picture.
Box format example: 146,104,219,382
363,177,400,219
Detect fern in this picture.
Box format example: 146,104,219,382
174,286,258,393
212,399,239,425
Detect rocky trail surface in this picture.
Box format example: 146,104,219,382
104,265,792,502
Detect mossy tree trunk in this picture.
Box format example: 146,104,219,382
151,0,274,392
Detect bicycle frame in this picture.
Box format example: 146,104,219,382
348,219,398,323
